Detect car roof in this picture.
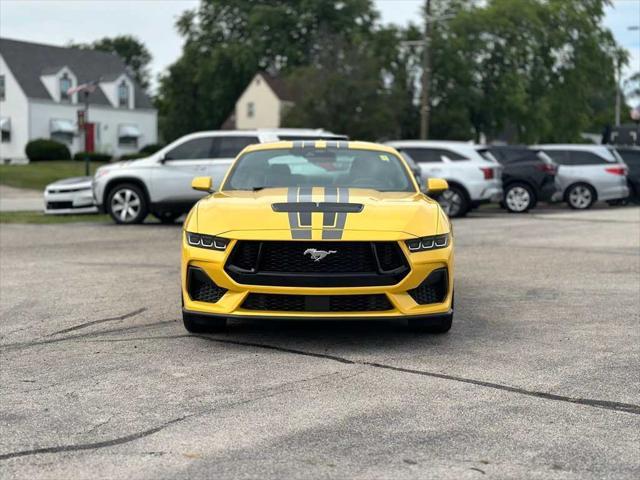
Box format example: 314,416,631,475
386,140,475,147
533,144,613,151
176,129,345,139
242,140,399,155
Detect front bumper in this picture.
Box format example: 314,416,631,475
181,237,454,319
183,307,453,323
44,189,98,215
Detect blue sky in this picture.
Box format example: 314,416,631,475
1,0,638,98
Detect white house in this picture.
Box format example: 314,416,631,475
0,38,157,161
222,72,294,130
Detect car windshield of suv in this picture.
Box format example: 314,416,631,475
223,148,416,192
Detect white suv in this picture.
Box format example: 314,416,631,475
385,140,502,217
93,129,346,224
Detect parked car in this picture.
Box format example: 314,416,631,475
181,141,455,333
481,145,559,213
614,146,640,204
534,145,629,209
93,129,348,224
385,140,502,217
44,176,98,215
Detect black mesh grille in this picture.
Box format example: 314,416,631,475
226,241,409,287
242,293,393,312
408,268,448,305
46,201,74,209
187,267,227,303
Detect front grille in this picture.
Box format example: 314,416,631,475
226,241,409,287
46,201,74,209
408,268,448,304
187,267,227,303
242,293,393,312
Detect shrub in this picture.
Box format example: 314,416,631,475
139,143,164,155
25,139,71,161
119,153,147,161
73,151,112,162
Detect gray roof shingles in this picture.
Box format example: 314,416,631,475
0,37,154,109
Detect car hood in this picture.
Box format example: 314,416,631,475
194,187,446,239
46,176,93,189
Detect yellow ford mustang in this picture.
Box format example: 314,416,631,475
181,140,454,333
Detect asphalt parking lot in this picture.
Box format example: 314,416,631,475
1,206,639,479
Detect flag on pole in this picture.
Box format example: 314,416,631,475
66,82,98,96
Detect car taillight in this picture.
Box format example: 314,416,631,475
536,163,557,175
479,167,494,180
605,166,627,176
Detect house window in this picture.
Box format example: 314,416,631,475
118,81,129,108
118,124,140,148
60,74,72,102
0,75,5,101
247,102,255,118
1,117,10,143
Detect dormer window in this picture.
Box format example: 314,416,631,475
60,74,72,102
118,80,129,108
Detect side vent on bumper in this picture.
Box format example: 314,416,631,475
187,267,227,303
408,268,448,305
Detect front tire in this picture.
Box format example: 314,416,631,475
504,183,536,213
437,186,469,218
107,183,149,224
183,311,227,333
566,183,595,210
408,312,453,333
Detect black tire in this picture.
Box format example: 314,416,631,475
408,292,454,333
437,185,469,218
565,183,596,210
607,199,629,207
408,312,453,333
504,182,537,213
182,311,227,333
107,183,149,224
153,211,182,224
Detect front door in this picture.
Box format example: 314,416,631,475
150,137,216,206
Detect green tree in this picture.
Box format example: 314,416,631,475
157,0,379,141
71,35,152,90
428,0,623,142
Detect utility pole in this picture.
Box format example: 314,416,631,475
420,0,432,140
615,56,622,127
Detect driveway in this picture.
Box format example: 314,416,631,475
0,185,43,212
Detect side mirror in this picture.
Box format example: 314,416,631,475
191,176,213,192
426,178,448,194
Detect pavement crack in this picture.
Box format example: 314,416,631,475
48,308,148,336
1,320,175,351
0,416,188,461
195,336,640,416
0,369,351,461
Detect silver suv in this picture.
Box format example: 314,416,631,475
385,140,502,217
93,129,346,224
534,145,629,209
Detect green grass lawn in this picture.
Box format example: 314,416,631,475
0,211,110,224
0,161,105,190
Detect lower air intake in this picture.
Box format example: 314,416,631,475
242,293,393,312
187,267,227,303
408,268,448,304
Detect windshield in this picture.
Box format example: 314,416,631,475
222,148,416,192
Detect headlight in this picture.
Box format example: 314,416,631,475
405,234,449,252
186,232,228,251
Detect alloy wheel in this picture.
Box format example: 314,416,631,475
110,188,141,222
505,186,531,212
568,185,592,209
438,189,463,217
